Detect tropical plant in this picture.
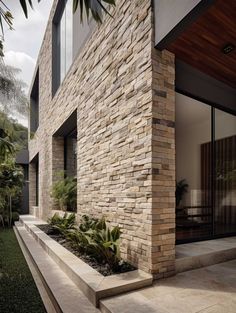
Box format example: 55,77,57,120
0,127,14,162
0,62,28,161
0,159,24,226
51,173,77,211
68,216,121,270
0,61,28,118
48,212,76,235
176,179,188,207
0,111,28,151
86,223,121,269
79,214,99,232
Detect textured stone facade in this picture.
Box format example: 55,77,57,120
29,0,175,277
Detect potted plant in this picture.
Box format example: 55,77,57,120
176,179,188,208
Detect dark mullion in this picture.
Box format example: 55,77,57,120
211,107,215,237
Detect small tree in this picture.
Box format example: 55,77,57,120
0,159,24,226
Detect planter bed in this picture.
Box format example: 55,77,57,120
37,223,136,276
19,215,153,307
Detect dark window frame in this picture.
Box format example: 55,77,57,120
52,0,66,97
176,93,236,244
30,69,39,133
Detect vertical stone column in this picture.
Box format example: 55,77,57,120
151,48,176,278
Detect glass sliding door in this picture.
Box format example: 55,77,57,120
214,109,236,236
176,93,236,243
176,93,212,242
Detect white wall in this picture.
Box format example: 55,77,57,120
154,0,201,46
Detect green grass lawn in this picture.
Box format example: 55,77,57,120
0,228,46,313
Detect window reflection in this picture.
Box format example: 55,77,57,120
60,0,73,83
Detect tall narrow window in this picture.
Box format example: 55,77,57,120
30,70,39,134
214,109,236,236
60,0,73,83
176,93,212,242
52,0,95,96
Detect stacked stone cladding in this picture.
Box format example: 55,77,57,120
28,0,175,276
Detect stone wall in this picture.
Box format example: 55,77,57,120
29,162,37,213
28,0,176,276
151,47,175,278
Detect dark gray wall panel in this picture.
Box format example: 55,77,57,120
176,60,236,114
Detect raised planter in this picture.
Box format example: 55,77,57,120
19,215,153,307
51,209,76,217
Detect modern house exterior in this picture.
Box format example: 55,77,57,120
28,0,236,279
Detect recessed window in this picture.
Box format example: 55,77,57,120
60,0,73,83
52,0,96,96
30,69,39,134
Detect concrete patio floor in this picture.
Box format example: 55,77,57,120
175,236,236,273
100,260,236,313
176,236,236,259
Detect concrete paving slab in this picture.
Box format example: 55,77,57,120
15,223,100,313
176,237,236,273
100,260,236,313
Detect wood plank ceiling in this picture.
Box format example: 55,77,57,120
168,0,236,88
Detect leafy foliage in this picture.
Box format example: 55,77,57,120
0,159,24,226
0,111,28,150
48,212,76,235
0,61,28,119
73,0,115,23
0,131,14,162
78,214,99,232
51,173,77,211
67,215,121,270
176,179,188,207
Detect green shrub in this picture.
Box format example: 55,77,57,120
51,173,77,211
68,216,121,270
48,212,76,235
12,211,19,222
0,159,24,227
79,214,99,232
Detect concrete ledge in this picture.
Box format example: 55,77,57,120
176,239,236,273
14,223,100,313
19,215,153,307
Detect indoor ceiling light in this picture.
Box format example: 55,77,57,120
222,43,235,54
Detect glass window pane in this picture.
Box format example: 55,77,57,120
214,109,236,236
60,0,73,83
65,0,73,73
176,93,212,242
60,9,66,82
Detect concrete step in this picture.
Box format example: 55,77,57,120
15,222,100,313
176,237,236,273
19,215,153,307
